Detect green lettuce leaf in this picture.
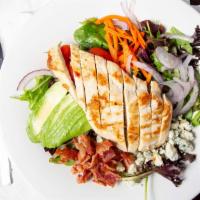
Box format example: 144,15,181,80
170,27,193,54
16,75,53,113
150,53,179,80
74,20,108,50
184,70,200,126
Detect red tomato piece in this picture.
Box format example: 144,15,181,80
60,45,74,82
89,47,113,61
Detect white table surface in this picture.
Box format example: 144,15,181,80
0,1,199,200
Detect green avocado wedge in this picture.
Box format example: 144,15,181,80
17,76,92,147
26,81,68,143
40,94,91,148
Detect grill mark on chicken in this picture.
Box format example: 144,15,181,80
113,71,123,83
97,73,108,86
70,45,86,110
47,46,77,99
150,81,164,148
135,77,152,151
122,76,128,150
95,56,111,132
107,61,126,151
158,94,173,146
79,50,101,130
123,72,140,153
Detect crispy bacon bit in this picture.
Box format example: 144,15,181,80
54,147,78,163
120,152,135,169
71,135,134,187
96,140,114,155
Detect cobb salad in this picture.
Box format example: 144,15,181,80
15,0,200,196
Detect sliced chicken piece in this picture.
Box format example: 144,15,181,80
47,45,76,99
107,61,126,151
122,72,140,153
150,81,164,147
158,94,173,146
70,44,86,110
135,77,152,151
95,55,111,126
79,50,101,129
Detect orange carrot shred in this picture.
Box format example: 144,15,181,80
97,14,150,82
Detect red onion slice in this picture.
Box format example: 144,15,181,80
17,69,54,91
173,78,192,98
179,81,199,114
113,19,129,31
173,100,184,117
183,55,194,66
132,61,164,83
120,0,142,30
161,33,194,43
188,66,195,85
155,47,182,69
179,64,188,82
161,80,185,103
179,55,194,81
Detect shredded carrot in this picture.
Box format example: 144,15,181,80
96,15,151,83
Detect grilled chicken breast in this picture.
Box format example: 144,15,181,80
122,71,140,153
47,45,76,99
95,55,111,126
70,44,86,110
150,81,164,148
107,61,126,151
48,44,173,153
135,78,152,151
158,94,173,146
79,50,101,130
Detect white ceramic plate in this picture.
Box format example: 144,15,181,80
0,0,200,199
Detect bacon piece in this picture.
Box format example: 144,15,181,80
71,135,132,187
96,140,114,155
101,149,116,163
120,152,135,169
77,170,92,184
54,147,78,163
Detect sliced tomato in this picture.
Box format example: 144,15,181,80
60,45,74,82
61,45,70,64
89,47,113,61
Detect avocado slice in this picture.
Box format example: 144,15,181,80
27,81,67,142
41,94,91,148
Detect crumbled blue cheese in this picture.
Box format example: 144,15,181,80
135,152,145,166
153,152,163,166
129,117,194,172
179,118,193,131
165,143,179,161
116,162,126,172
175,138,194,153
171,121,179,130
127,163,137,175
143,151,152,163
180,130,194,141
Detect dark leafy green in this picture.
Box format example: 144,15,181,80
74,21,108,50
